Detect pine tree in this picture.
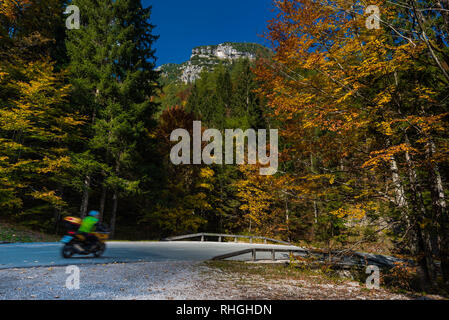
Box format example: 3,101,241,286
66,0,159,236
231,59,265,128
66,0,116,218
214,67,232,129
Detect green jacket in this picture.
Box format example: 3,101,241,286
78,216,99,233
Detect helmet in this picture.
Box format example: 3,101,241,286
88,210,100,217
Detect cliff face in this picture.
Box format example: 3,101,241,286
158,42,271,84
190,43,257,61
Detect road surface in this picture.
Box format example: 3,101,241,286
0,242,434,300
0,241,300,270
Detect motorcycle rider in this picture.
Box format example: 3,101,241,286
76,210,101,252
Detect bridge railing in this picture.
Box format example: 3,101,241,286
163,233,291,245
211,247,412,269
212,248,307,262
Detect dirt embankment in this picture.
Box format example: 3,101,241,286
0,221,59,244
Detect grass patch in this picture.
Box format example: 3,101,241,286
0,221,59,243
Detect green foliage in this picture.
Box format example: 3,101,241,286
66,0,160,234
185,59,266,130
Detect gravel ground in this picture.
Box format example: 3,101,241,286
0,261,433,300
0,261,211,300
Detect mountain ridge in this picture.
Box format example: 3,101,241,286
157,42,272,84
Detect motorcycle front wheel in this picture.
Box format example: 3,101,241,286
62,244,75,259
93,243,106,258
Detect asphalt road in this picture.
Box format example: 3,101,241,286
0,241,300,270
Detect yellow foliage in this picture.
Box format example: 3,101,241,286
331,204,367,220
199,167,215,179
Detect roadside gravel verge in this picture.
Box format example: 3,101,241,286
0,261,431,300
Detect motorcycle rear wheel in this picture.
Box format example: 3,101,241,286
62,244,74,259
93,243,106,258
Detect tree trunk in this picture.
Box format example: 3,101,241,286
427,140,449,284
109,160,120,239
311,151,318,238
285,197,291,242
53,207,61,234
53,186,63,233
110,189,118,239
404,139,421,253
99,183,107,222
100,132,112,223
390,156,407,208
80,175,90,218
392,73,439,287
391,154,437,287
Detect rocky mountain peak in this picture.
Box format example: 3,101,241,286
157,42,271,84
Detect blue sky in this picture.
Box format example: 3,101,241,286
145,0,274,66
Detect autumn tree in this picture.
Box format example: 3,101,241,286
254,0,448,288
141,107,218,236
0,0,83,228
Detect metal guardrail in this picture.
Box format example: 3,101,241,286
212,248,307,262
211,246,412,269
163,233,291,245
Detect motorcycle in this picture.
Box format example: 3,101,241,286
60,216,110,258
